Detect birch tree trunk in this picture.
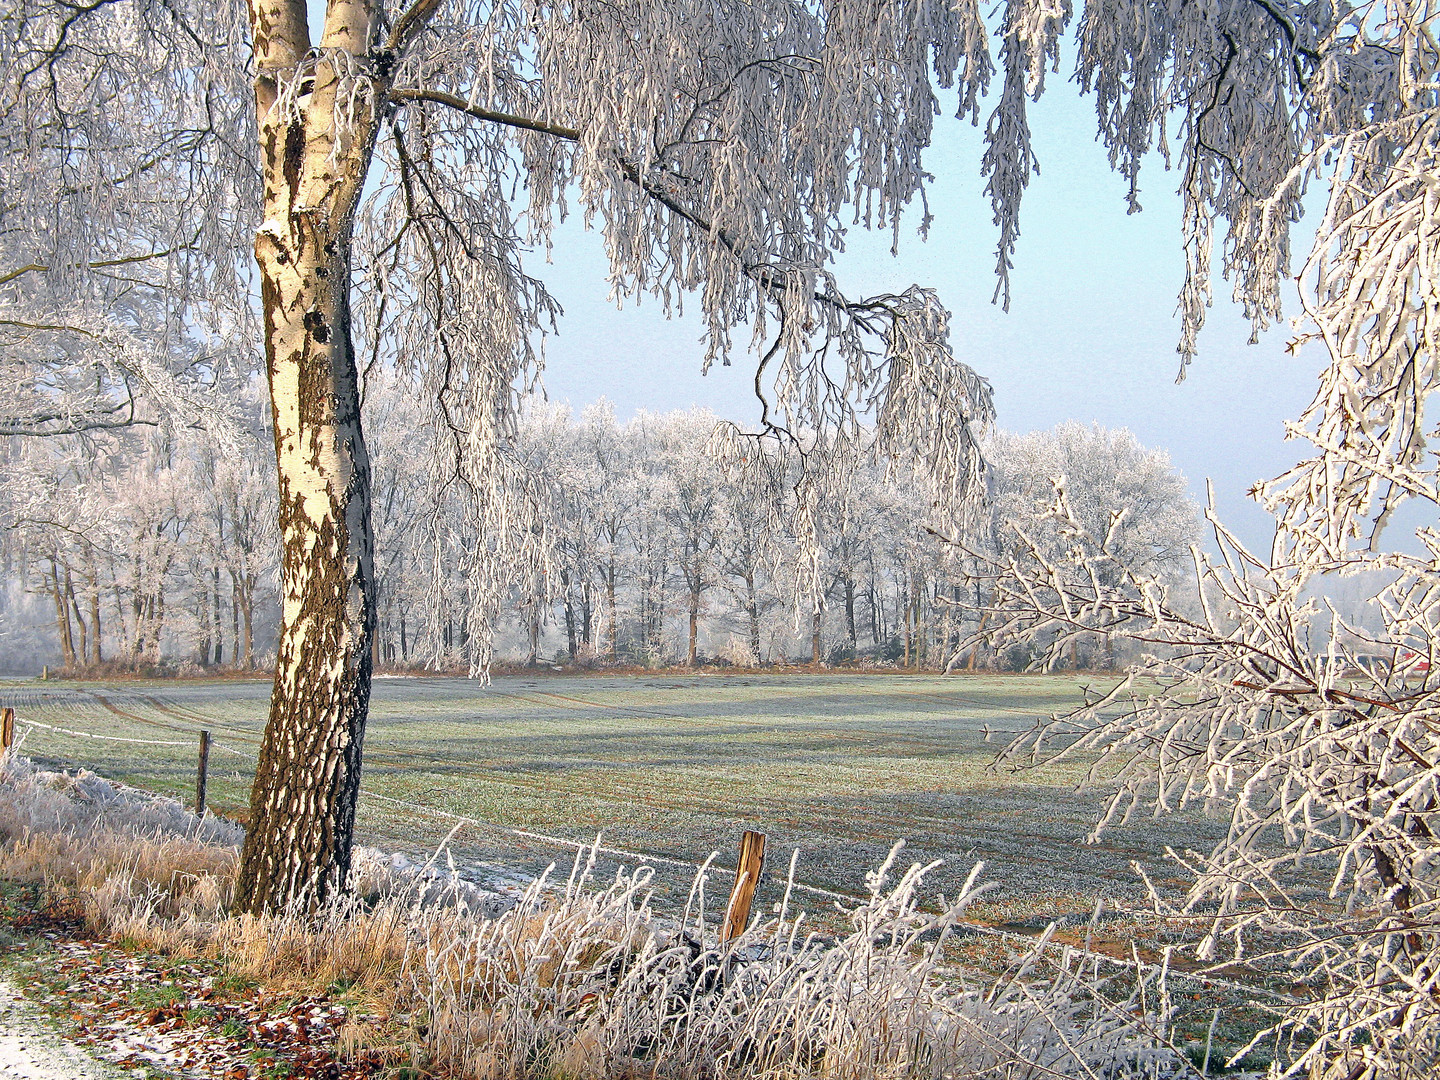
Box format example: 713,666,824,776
235,0,382,914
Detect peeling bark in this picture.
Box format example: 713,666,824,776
235,0,384,914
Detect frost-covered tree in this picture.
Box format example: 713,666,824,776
974,422,1201,668
927,3,1440,1073
987,424,1199,581
9,3,1429,996
7,0,992,911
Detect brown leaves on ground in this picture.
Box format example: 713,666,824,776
2,890,391,1080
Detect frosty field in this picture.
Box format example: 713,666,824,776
0,672,1224,927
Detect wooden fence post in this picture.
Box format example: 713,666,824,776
721,830,766,943
0,708,14,754
195,730,211,816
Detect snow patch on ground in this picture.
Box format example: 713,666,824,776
0,980,122,1080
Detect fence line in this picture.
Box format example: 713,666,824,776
14,717,254,757
360,789,858,904
13,716,194,746
7,708,861,903
0,706,1297,1003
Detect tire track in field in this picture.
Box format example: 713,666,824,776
9,689,261,778
13,689,193,746
135,695,264,747
492,687,994,755
492,688,872,742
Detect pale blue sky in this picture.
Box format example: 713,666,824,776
529,71,1320,552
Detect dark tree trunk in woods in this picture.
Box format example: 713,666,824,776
562,570,578,659
843,577,857,648
234,0,383,915
526,599,540,665
67,568,88,667
50,559,76,668
212,568,224,665
745,569,760,662
198,586,213,666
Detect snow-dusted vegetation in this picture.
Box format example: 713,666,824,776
0,750,1199,1079
1,401,1198,673
4,0,1440,1073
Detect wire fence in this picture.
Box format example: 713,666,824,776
0,699,1296,1005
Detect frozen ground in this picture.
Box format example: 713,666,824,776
0,980,122,1080
0,672,1227,924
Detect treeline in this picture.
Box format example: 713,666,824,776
0,379,1200,673
0,382,275,674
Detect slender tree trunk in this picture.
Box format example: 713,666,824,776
50,559,76,668
902,577,912,669
745,569,760,662
659,567,668,659
580,581,593,657
560,569,577,660
230,575,242,666
235,0,383,915
88,569,103,666
66,567,88,669
811,608,822,667
212,568,224,666
131,576,145,662
197,584,213,666
686,555,700,667
241,576,255,669
605,558,618,657
843,577,857,648
939,583,954,669
111,565,129,658
153,584,167,664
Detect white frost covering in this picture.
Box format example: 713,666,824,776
0,981,123,1080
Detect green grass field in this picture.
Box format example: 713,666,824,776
0,672,1281,1070
0,672,1224,926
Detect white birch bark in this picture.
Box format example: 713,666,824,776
235,0,388,913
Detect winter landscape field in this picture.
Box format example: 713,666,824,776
0,672,1224,929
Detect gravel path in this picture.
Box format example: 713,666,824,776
0,980,123,1080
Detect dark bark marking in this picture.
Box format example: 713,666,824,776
303,308,330,343
283,120,305,200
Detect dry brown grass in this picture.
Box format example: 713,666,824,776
0,753,1199,1079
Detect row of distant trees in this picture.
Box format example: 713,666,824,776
0,380,1199,674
